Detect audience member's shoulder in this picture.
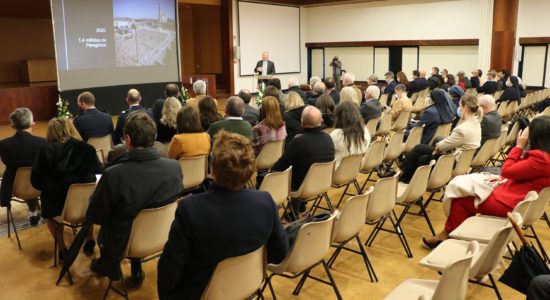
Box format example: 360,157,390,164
527,149,550,164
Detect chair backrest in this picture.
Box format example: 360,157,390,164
332,154,363,186
432,241,479,300
429,123,452,145
365,174,398,222
506,101,518,116
384,131,405,161
179,155,208,190
470,137,499,168
12,167,40,200
259,167,291,207
471,213,522,277
375,113,392,137
256,140,284,170
497,101,508,118
427,154,455,190
505,121,520,145
465,88,477,96
522,189,549,226
397,161,435,204
410,92,419,103
95,149,104,164
451,148,475,177
200,246,266,300
332,188,372,243
61,183,96,224
124,201,178,259
361,141,385,171
0,160,5,178
87,135,112,162
510,191,538,220
402,125,425,155
493,128,508,154
391,111,411,132
365,117,380,137
294,161,335,199
281,214,337,274
379,93,389,107
411,95,427,113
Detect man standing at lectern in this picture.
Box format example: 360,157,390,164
254,51,276,86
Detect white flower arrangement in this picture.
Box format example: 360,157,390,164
56,94,72,119
256,82,264,107
179,84,190,103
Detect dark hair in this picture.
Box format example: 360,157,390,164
412,70,420,77
198,96,222,130
433,67,440,74
238,90,252,104
446,74,456,86
176,106,203,133
225,96,245,117
529,116,550,155
316,95,335,114
165,84,179,97
267,78,281,90
324,77,336,89
478,69,483,77
334,102,367,152
78,91,95,105
211,130,255,191
124,111,156,148
430,89,454,124
264,86,280,99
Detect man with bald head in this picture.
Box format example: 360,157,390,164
73,91,114,141
207,96,253,140
113,89,154,144
272,106,335,216
151,83,180,122
478,94,502,146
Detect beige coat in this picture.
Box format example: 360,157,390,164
186,95,218,110
390,97,413,120
436,116,481,156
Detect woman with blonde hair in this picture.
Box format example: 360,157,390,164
253,96,287,155
283,91,304,111
282,92,306,144
157,97,182,143
339,86,360,105
31,118,101,257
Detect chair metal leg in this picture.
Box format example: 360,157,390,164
356,236,378,282
529,225,550,262
267,274,277,300
102,280,113,300
322,260,343,300
335,184,350,208
391,211,413,258
7,207,22,250
366,216,387,246
488,273,502,300
422,191,437,211
324,193,335,213
327,245,344,268
542,212,550,229
360,170,374,193
53,224,58,267
417,199,436,236
292,270,310,295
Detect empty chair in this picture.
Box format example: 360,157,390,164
365,173,413,258
428,123,452,145
375,113,392,140
87,135,113,162
259,167,292,212
328,187,377,282
391,111,411,132
402,125,425,156
469,137,499,173
289,161,336,214
365,117,380,137
103,202,178,300
7,167,41,250
419,213,523,300
201,247,266,300
385,241,478,300
424,154,456,209
451,149,475,178
359,141,386,191
179,155,208,192
263,214,341,300
256,140,284,171
330,154,364,208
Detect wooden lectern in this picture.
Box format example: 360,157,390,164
253,75,274,92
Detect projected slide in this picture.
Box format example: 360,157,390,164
51,0,179,91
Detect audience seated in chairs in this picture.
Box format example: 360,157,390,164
339,86,360,106
198,96,222,131
252,96,287,156
316,94,336,129
282,92,306,145
423,116,550,248
157,130,289,299
407,70,428,97
168,106,210,160
306,82,326,106
383,71,398,105
239,88,259,126
187,80,218,111
456,71,472,91
324,77,340,105
207,96,253,141
478,95,502,146
271,106,335,215
31,118,101,257
73,91,114,142
330,101,370,169
0,108,46,226
88,111,182,287
408,88,455,145
156,97,182,143
359,85,382,123
285,77,306,101
151,83,180,123
477,69,501,95
387,84,412,121
497,75,522,104
113,89,154,145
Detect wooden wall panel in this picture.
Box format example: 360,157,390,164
179,4,195,75
305,39,479,48
0,85,57,124
193,7,223,74
490,0,519,72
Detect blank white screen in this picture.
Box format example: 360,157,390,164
238,2,300,76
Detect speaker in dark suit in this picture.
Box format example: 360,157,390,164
254,52,276,86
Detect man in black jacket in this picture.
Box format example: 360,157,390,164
477,69,501,95
238,89,259,126
478,95,502,146
254,51,276,87
113,89,154,145
0,108,45,225
272,106,335,213
360,85,383,123
285,77,306,100
407,70,428,97
324,77,340,105
73,92,114,141
470,68,482,89
427,67,443,90
306,82,326,106
151,84,179,123
88,111,182,286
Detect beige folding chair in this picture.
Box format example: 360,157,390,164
395,161,436,238
179,155,208,192
410,92,419,103
469,137,499,173
465,88,477,96
259,167,292,215
428,123,452,145
256,140,284,171
497,101,508,119
448,191,537,243
451,149,475,178
504,101,519,122
53,183,96,267
379,93,389,107
8,167,41,250
375,113,392,140
103,202,178,300
328,187,377,282
489,128,509,165
330,154,364,208
365,173,414,258
88,135,113,162
420,213,523,300
201,247,266,300
378,131,405,176
289,161,335,214
359,141,386,191
522,187,550,262
262,214,341,300
385,241,478,300
402,125,425,155
411,95,427,114
423,154,456,209
391,111,411,132
495,122,519,162
95,149,105,165
365,117,380,137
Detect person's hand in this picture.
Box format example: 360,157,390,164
257,67,263,72
516,128,529,149
484,175,502,184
